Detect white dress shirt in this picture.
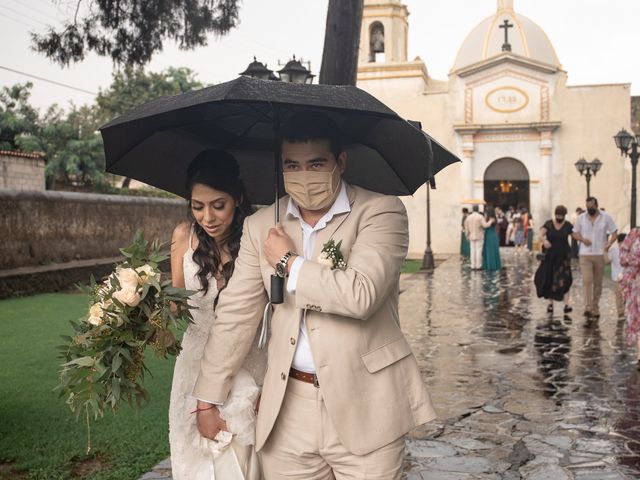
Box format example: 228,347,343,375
574,211,617,256
286,181,351,374
608,243,624,281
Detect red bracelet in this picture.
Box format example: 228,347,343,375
190,405,217,414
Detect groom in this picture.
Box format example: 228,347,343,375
194,111,436,479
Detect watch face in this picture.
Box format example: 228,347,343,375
276,263,286,277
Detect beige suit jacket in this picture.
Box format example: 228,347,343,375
464,211,490,241
193,184,436,455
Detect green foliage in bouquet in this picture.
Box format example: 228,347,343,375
55,230,195,451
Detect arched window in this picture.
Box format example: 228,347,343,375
369,22,385,63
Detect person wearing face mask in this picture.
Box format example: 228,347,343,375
535,205,574,314
193,111,435,480
572,197,618,319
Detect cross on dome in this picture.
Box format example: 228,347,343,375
451,0,561,71
499,19,514,51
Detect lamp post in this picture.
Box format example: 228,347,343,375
574,157,602,198
406,119,435,271
277,55,315,84
239,57,278,81
240,55,315,83
421,182,435,271
614,127,639,229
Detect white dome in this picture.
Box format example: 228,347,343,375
452,3,560,71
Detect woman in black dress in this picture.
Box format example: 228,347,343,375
535,205,573,314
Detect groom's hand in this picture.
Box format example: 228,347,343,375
264,223,295,268
196,401,227,440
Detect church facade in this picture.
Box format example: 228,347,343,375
357,0,636,256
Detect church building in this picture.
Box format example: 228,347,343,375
357,0,636,256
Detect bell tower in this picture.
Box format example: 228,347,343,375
359,0,409,64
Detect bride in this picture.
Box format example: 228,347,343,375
169,150,266,480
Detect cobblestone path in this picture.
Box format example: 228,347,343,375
143,250,640,479
403,251,640,479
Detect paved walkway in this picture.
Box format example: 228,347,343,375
143,250,640,479
403,251,639,479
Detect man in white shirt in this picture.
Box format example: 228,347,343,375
572,197,618,318
464,205,490,270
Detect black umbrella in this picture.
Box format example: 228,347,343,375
101,76,458,203
101,75,459,303
407,120,460,188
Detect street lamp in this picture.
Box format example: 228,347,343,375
239,57,278,81
406,119,435,271
277,55,315,84
421,182,435,271
614,127,639,228
574,157,602,198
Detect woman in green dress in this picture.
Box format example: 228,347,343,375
460,208,470,257
482,206,502,271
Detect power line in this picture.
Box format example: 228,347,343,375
0,65,98,95
8,0,62,24
0,11,38,29
0,4,48,26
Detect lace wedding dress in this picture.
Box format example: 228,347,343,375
169,227,267,480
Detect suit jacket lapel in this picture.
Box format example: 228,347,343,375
311,185,356,261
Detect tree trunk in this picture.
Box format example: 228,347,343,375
319,0,364,86
121,177,132,188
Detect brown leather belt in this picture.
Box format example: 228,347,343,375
289,367,320,388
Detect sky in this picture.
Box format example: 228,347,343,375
0,0,639,112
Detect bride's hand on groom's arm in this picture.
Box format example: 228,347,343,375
195,401,228,440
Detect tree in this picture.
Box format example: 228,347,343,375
31,0,241,67
94,66,203,186
18,104,106,188
96,66,203,125
319,0,364,86
0,68,203,189
0,83,40,150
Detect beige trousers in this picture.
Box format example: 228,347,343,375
470,239,484,270
579,255,605,314
260,378,405,480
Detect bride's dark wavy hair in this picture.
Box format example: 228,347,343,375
186,150,253,296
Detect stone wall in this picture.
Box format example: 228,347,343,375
0,189,187,270
0,151,46,190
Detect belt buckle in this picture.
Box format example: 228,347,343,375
313,374,320,388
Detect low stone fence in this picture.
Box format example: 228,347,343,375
0,189,187,297
1,189,187,270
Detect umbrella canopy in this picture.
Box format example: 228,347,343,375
101,76,459,204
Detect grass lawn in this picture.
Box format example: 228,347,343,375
0,293,176,480
401,259,424,274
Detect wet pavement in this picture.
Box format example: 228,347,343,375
142,249,640,479
402,250,640,479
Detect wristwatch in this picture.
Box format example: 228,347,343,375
276,251,295,278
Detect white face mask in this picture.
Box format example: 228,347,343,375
283,165,341,211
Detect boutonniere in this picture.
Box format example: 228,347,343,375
318,239,347,270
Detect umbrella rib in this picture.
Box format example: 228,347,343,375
221,104,274,151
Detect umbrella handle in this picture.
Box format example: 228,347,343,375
271,274,284,304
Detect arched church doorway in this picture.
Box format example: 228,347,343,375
484,158,530,210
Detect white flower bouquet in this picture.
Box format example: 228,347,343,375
55,230,194,451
